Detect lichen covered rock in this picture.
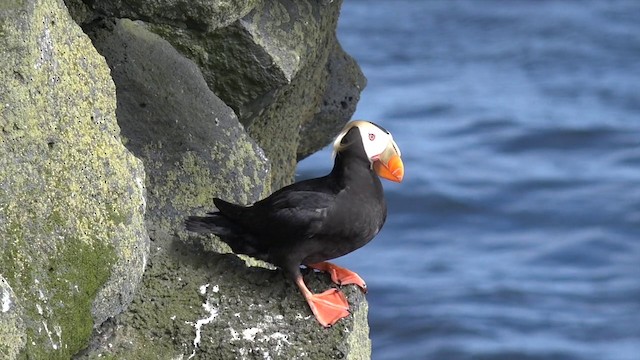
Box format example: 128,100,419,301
0,276,25,360
77,243,371,360
0,0,148,358
74,0,366,189
86,0,259,31
1,0,371,358
215,0,362,188
85,18,271,250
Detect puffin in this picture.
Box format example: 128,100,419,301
185,120,404,327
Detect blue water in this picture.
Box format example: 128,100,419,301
298,1,640,359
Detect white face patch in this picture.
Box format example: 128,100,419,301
332,120,400,163
359,124,393,161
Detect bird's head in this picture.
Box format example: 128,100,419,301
332,120,404,182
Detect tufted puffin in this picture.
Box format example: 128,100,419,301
185,120,403,327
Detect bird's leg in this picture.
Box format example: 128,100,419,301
295,274,349,328
307,262,367,293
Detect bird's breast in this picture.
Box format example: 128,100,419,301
321,187,386,246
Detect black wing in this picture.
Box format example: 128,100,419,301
216,179,339,242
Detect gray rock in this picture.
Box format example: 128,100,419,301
79,0,258,30
0,276,25,360
236,0,357,188
297,41,367,160
70,0,365,189
76,242,371,360
139,0,341,124
1,0,372,357
85,18,271,251
110,0,362,188
0,0,148,358
77,17,370,360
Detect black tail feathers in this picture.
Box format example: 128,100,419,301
185,214,235,236
184,213,267,260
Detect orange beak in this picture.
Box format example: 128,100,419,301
373,145,404,182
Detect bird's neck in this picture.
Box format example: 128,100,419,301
330,151,377,187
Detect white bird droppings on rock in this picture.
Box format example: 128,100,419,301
1,289,11,313
242,327,263,341
199,283,209,295
186,300,219,359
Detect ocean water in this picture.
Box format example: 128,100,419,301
297,1,640,359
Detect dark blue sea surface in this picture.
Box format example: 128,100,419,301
298,1,640,359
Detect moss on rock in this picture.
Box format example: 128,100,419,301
2,0,374,358
73,15,371,360
69,0,365,190
84,18,271,250
76,241,371,360
89,0,360,189
0,276,25,360
78,0,259,31
0,0,148,358
238,0,357,188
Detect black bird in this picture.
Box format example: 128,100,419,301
186,120,404,327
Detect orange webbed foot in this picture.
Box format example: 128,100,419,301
295,275,350,327
304,288,350,327
308,262,368,293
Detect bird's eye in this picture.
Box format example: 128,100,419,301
368,133,375,141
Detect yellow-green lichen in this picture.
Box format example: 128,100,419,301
141,137,269,252
18,238,116,359
0,276,26,360
0,0,147,358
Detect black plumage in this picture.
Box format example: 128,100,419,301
187,126,384,271
186,121,403,327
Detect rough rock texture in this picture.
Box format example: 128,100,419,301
297,41,367,160
0,0,148,359
76,242,371,360
87,0,258,30
0,276,24,360
73,18,369,359
76,0,366,189
1,0,371,358
227,0,364,188
85,18,271,251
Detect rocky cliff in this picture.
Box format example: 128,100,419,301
0,0,368,359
